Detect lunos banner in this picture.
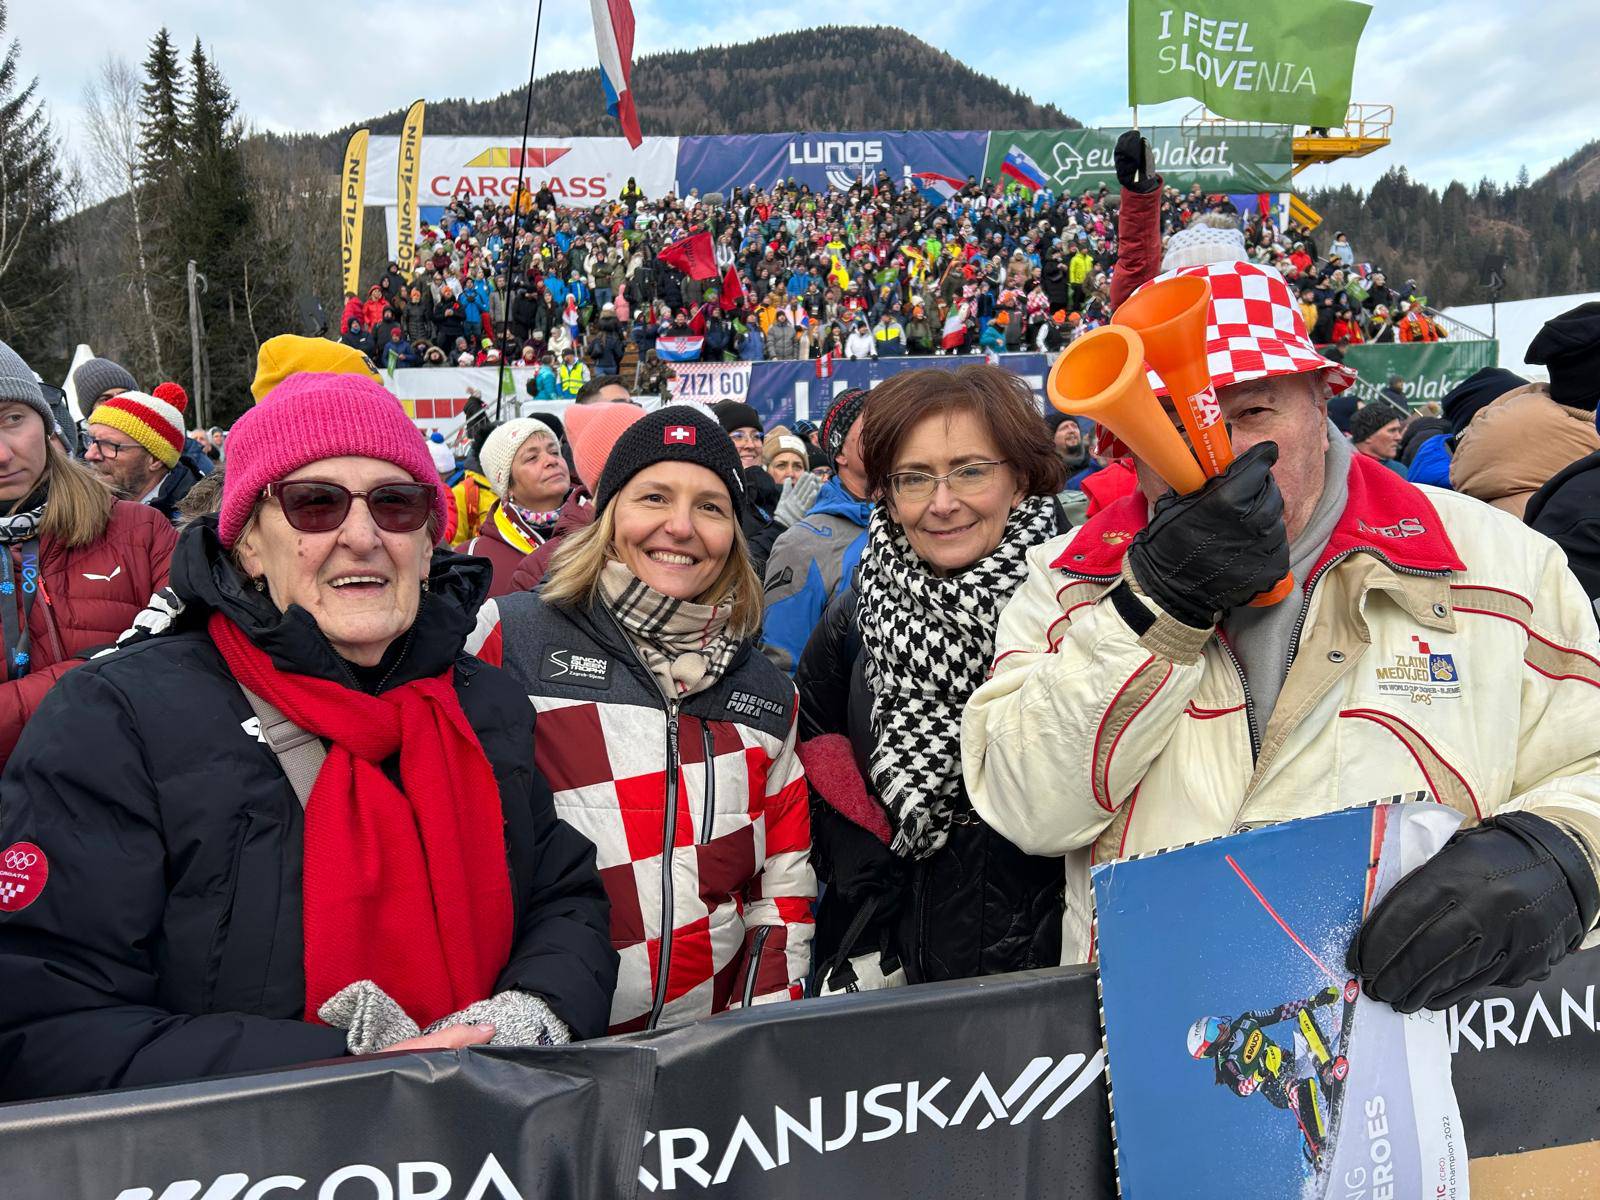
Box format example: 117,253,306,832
1343,341,1499,406
675,130,989,201
394,101,425,278
364,135,679,209
984,125,1293,196
339,128,370,298
1128,0,1373,127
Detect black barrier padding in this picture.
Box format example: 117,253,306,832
0,1043,655,1199
621,966,1116,1198
5,951,1600,1198
1451,946,1600,1158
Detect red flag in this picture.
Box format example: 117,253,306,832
719,264,744,312
815,350,833,379
659,231,717,280
688,302,710,336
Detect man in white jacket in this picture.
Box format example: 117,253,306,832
963,257,1600,1013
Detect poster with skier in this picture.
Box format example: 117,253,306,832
1093,802,1471,1199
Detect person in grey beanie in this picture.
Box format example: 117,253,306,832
71,357,138,413
0,341,67,435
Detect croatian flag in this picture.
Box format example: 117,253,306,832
656,335,704,362
1000,145,1050,192
590,0,642,149
913,171,964,204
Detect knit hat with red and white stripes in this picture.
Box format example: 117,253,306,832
86,385,188,468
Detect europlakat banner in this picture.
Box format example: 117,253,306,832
675,130,989,199
364,134,680,209
984,125,1294,195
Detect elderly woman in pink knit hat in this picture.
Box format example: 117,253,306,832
0,373,616,1102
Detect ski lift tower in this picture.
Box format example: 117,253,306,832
1180,104,1394,229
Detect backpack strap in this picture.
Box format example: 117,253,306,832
238,683,327,810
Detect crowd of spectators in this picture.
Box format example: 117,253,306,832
341,171,1439,391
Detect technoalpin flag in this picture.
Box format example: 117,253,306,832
1128,0,1372,127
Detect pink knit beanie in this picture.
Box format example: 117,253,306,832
218,372,449,547
570,402,647,492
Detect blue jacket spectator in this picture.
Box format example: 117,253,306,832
760,477,873,676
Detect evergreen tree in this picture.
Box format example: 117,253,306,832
181,40,269,423
0,0,66,370
135,27,190,381
137,28,185,180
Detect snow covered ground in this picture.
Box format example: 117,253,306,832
1443,291,1600,381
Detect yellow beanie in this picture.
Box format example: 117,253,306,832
251,335,383,403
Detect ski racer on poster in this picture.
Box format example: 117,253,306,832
1188,981,1355,1167
961,133,1600,1010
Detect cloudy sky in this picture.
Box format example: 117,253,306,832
14,0,1595,195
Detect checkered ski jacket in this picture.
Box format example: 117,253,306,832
470,591,814,1033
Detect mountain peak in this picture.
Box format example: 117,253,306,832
338,27,1073,141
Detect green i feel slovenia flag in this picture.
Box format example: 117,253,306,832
1128,0,1372,126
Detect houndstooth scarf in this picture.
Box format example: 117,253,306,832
859,496,1058,859
599,560,742,701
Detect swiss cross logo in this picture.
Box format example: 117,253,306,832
665,424,697,445
0,841,47,913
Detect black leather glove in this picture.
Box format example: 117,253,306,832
1348,811,1600,1013
816,805,909,917
1114,131,1159,194
1125,441,1290,629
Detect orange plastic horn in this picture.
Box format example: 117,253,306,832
1114,275,1295,607
1048,325,1206,495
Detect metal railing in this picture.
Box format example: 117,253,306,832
1180,103,1393,141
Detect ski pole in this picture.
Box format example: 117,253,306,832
1225,854,1343,988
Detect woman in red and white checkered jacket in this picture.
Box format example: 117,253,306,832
469,406,814,1033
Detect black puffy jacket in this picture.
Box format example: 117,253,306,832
0,521,617,1101
796,583,1064,986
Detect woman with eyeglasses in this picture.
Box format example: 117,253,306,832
0,342,177,770
796,365,1069,991
0,373,616,1101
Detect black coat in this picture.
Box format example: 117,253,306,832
1527,448,1600,603
796,582,1064,986
0,522,617,1101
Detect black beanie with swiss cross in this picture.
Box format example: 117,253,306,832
593,404,746,522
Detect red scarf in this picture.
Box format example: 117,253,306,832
209,613,513,1028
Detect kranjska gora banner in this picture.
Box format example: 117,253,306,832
395,100,426,278
1127,0,1372,127
339,128,370,298
984,126,1294,196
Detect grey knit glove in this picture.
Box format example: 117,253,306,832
424,990,571,1048
774,472,822,528
318,980,421,1055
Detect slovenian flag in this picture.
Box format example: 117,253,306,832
656,335,704,362
1000,145,1049,192
590,0,642,149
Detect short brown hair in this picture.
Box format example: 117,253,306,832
860,365,1066,499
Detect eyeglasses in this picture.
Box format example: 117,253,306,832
82,435,142,459
263,480,434,535
887,461,1009,503
728,429,761,445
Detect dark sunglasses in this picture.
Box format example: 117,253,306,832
263,480,434,535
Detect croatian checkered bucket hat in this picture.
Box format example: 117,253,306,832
1093,260,1358,458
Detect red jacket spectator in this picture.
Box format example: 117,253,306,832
0,498,176,765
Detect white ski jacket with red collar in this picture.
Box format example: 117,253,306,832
963,454,1600,964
